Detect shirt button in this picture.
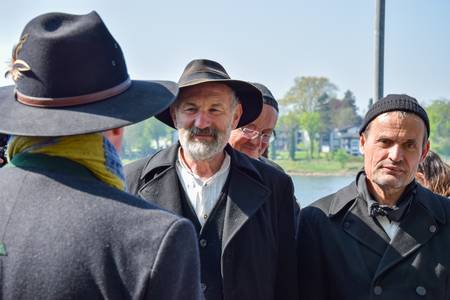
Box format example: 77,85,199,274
373,286,383,295
201,283,207,292
199,239,207,248
429,225,437,233
416,286,426,296
203,214,208,220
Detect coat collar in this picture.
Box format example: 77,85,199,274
327,177,448,279
327,179,446,226
327,181,359,217
137,143,270,253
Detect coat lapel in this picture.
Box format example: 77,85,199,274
329,183,389,257
221,147,270,253
374,186,446,279
343,197,389,256
137,144,184,216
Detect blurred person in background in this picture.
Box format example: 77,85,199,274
416,150,450,198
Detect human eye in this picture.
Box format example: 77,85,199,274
405,140,417,150
261,134,271,143
183,105,197,113
377,138,392,147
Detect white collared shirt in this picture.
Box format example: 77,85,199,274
176,148,230,226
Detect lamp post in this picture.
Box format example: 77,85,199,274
374,0,385,101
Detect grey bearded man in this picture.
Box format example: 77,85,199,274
0,11,202,300
297,94,450,300
125,59,299,300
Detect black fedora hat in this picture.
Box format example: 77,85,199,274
0,11,178,137
156,59,262,128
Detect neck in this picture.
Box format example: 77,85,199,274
180,148,225,181
366,179,405,206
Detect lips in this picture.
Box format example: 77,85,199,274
380,165,404,173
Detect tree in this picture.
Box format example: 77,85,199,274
426,99,450,156
280,76,337,113
332,90,362,129
334,149,350,168
277,112,299,160
299,111,321,159
122,118,173,159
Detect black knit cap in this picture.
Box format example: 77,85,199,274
359,94,430,137
252,82,279,112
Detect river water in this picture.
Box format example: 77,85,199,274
291,175,354,208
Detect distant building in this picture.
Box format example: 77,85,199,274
329,126,361,156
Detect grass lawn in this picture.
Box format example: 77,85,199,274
273,151,363,175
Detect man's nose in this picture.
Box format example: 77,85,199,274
194,111,211,129
388,144,404,162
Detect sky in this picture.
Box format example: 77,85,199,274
1,0,449,115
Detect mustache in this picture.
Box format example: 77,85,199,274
189,127,218,138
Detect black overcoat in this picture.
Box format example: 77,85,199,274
0,155,202,300
125,144,299,300
297,181,450,300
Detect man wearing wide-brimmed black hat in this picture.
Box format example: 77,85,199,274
125,59,298,300
297,94,450,299
0,11,202,299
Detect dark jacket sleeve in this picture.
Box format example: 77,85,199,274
297,207,329,300
146,218,203,300
275,177,300,300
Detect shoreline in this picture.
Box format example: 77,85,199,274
285,171,355,177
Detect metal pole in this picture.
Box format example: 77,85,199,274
374,0,385,101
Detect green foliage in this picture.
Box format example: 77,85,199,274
122,118,174,160
270,140,277,160
299,111,321,159
274,151,363,175
426,99,450,156
289,128,296,160
333,149,350,168
280,76,337,113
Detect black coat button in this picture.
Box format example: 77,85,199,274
199,239,207,247
201,283,207,292
373,286,382,295
416,286,426,296
429,225,437,233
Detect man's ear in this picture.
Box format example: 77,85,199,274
231,103,243,129
111,127,124,136
170,106,177,128
359,134,366,155
421,140,430,161
415,171,427,187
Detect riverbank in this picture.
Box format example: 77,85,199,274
274,158,363,176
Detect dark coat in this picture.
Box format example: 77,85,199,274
297,181,450,300
125,144,299,300
0,155,202,300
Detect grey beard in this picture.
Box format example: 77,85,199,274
179,126,230,161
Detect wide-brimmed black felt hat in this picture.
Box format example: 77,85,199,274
0,11,178,137
156,59,262,128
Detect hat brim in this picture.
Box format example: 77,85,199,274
156,79,262,129
0,80,178,136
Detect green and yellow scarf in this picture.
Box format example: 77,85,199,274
7,133,125,191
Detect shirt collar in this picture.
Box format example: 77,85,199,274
176,147,231,183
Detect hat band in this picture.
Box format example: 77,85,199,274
15,78,132,108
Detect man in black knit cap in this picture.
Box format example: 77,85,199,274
297,94,450,299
